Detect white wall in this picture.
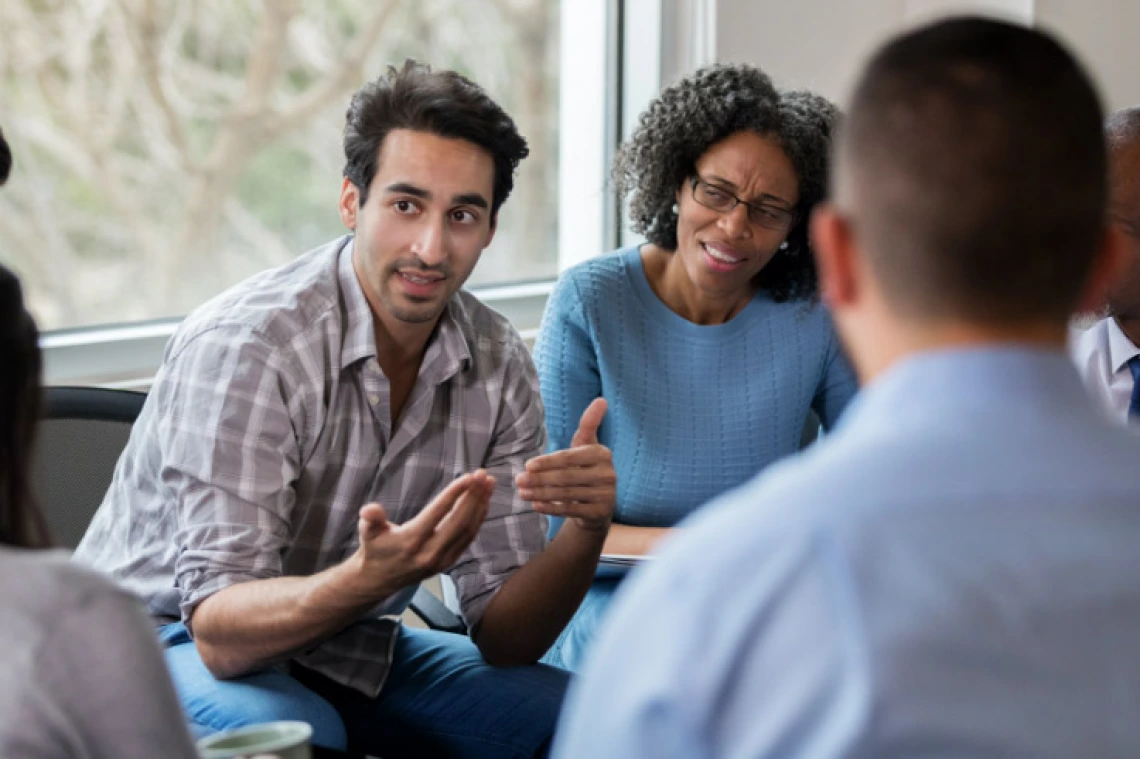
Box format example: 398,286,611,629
713,0,1140,111
1036,0,1140,111
714,0,898,104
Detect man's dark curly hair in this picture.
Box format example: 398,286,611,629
613,64,839,302
344,60,529,216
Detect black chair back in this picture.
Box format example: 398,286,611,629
33,386,146,548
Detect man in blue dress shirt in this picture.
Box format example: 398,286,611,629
553,16,1140,759
1072,107,1140,423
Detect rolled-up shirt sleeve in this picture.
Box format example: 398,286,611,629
152,326,302,630
448,338,549,634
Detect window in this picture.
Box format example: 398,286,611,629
0,0,562,331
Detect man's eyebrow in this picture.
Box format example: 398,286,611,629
383,183,488,210
384,182,431,198
453,192,489,209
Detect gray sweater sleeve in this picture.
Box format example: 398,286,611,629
15,582,198,759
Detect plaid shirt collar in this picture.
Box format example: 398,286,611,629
337,235,473,384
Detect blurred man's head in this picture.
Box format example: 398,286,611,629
812,17,1121,380
1105,108,1140,326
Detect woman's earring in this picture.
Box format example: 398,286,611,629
779,241,789,251
671,203,679,214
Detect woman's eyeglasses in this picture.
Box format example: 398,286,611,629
689,176,797,231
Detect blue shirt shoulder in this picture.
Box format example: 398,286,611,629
554,348,1140,759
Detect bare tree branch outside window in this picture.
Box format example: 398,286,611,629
0,0,560,330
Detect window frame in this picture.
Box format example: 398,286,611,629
39,0,715,387
40,280,557,388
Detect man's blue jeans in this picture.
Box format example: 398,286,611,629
159,623,569,758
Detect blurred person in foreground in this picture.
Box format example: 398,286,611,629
0,127,198,758
1071,106,1140,424
534,65,856,671
554,17,1140,759
73,61,617,758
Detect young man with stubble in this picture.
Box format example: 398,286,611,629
76,61,617,759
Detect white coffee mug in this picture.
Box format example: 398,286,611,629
196,720,313,759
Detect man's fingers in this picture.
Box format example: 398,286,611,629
438,486,494,568
434,474,494,538
427,474,495,567
405,473,478,538
360,502,388,523
570,398,607,448
358,502,389,542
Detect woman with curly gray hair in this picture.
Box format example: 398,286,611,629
533,64,858,671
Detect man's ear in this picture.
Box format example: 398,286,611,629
810,203,860,310
339,178,360,231
1075,224,1128,315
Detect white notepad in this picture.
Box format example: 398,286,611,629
595,553,651,579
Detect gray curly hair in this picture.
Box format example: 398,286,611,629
613,63,840,302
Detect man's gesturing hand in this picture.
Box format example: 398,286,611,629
347,470,496,602
516,398,616,533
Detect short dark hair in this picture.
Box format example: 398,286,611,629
0,127,11,186
0,265,50,548
343,60,529,215
613,63,839,302
837,17,1106,324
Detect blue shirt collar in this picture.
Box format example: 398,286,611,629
839,345,1093,433
1107,317,1140,375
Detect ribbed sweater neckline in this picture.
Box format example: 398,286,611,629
621,245,765,340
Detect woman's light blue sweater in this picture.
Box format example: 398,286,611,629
534,246,858,670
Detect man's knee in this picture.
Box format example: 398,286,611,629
195,676,347,749
163,635,347,749
499,661,570,727
385,628,570,752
